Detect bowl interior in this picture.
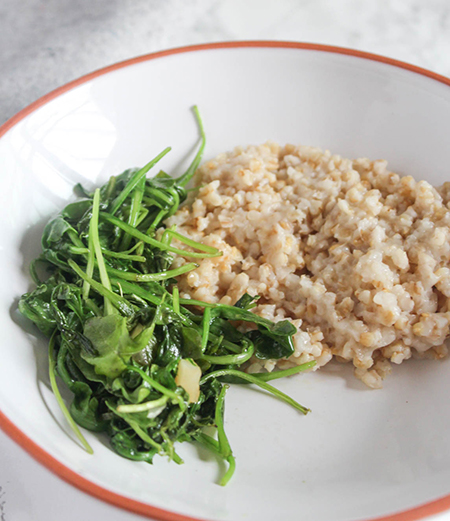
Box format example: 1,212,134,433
1,45,450,521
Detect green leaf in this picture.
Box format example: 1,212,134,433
61,200,92,221
234,293,259,310
153,324,182,366
48,332,94,453
70,381,108,432
209,317,244,344
82,315,154,378
249,320,296,360
180,327,203,359
18,278,59,336
110,374,152,404
110,432,157,463
42,216,77,249
247,329,293,360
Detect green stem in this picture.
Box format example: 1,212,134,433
161,229,218,254
104,175,116,200
161,224,175,246
145,186,173,206
171,451,184,465
125,365,185,408
146,208,168,233
160,431,184,464
120,176,145,251
101,250,146,263
215,385,235,486
100,212,222,259
110,279,196,328
142,196,164,209
85,298,102,317
111,278,162,306
201,369,310,415
132,423,162,452
172,286,180,314
176,106,206,187
67,229,85,249
124,241,144,254
90,189,115,315
70,247,89,255
179,298,217,308
201,307,211,352
221,453,236,487
79,241,143,259
252,361,316,382
201,343,254,365
82,215,95,300
106,401,163,452
163,188,180,219
68,259,135,317
194,433,221,454
48,332,93,454
105,262,198,282
135,210,149,228
117,396,168,414
109,147,171,215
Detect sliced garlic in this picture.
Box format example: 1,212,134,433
175,359,202,403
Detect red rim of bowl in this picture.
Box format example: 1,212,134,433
1,41,450,521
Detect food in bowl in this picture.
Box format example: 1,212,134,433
18,103,450,490
168,142,450,388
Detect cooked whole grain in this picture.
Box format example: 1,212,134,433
166,143,450,388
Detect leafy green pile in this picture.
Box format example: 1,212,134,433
19,108,314,485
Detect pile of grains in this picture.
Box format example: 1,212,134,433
166,143,450,388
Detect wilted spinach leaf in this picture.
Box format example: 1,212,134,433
18,107,310,487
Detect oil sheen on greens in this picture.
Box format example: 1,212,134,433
19,108,314,485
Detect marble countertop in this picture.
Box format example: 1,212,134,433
1,0,450,125
1,1,450,520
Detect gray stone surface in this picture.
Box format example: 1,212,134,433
0,0,215,123
1,0,449,124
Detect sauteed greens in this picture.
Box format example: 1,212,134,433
19,107,314,485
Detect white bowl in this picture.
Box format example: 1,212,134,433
1,42,450,521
